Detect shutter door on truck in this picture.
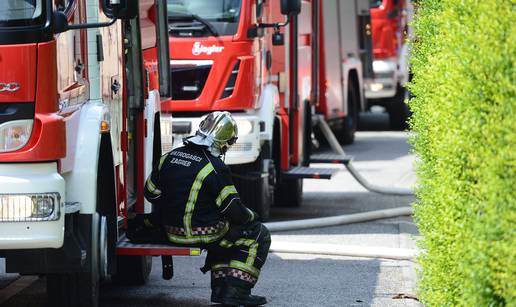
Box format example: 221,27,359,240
321,0,344,121
338,0,359,61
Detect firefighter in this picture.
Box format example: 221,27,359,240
136,111,270,306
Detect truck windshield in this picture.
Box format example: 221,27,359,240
370,0,383,8
0,0,45,27
167,0,241,37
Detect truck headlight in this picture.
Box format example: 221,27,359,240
0,193,60,222
372,59,396,74
236,120,253,136
0,119,33,153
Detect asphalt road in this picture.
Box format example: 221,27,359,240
1,112,422,307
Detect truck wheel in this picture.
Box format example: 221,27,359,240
387,85,410,130
112,255,152,285
274,179,303,208
47,268,100,307
47,215,101,307
339,81,359,145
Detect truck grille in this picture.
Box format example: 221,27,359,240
170,60,213,100
228,142,253,152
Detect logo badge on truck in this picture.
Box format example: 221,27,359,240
0,83,20,92
192,42,224,56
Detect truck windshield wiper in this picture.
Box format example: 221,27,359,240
168,14,219,37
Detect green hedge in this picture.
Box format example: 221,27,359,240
408,0,515,306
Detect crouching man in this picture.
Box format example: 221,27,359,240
134,111,271,306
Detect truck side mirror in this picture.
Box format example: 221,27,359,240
281,0,301,16
103,0,138,20
53,0,137,34
250,0,300,41
53,10,68,34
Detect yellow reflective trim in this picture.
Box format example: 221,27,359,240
167,222,229,245
219,239,234,248
212,264,228,270
234,238,259,267
235,238,254,246
190,249,202,256
215,185,238,207
247,242,259,267
184,163,214,237
229,260,260,277
159,154,168,170
146,177,161,195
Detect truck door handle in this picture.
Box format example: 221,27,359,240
74,63,84,73
111,79,121,94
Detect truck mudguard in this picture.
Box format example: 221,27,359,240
61,101,110,214
342,58,365,111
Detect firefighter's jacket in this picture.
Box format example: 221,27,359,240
143,144,255,245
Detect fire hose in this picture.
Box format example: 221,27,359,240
316,115,414,196
264,207,417,260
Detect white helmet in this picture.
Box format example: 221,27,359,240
184,111,238,157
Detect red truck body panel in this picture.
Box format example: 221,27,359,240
370,0,405,59
0,40,65,162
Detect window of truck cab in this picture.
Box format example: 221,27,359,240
0,0,45,27
370,0,383,8
167,0,242,37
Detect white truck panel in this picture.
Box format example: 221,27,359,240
322,0,345,119
256,83,280,142
61,101,107,214
0,163,66,249
143,89,161,213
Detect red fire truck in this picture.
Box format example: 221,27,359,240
160,0,372,218
365,0,412,129
0,1,198,306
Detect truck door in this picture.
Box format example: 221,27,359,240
124,0,170,212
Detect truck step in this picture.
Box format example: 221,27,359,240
116,237,202,256
310,153,353,165
282,166,339,180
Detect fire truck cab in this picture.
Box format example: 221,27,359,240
160,0,372,217
0,1,194,306
365,0,413,129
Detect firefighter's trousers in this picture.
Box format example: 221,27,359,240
127,215,271,289
203,221,271,289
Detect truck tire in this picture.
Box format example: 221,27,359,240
111,255,152,285
339,80,359,145
231,144,274,221
47,215,101,307
387,85,410,130
274,179,303,208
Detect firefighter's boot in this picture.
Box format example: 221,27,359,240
220,285,267,306
210,273,225,303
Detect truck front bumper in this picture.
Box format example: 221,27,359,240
161,113,260,165
365,59,398,99
0,162,65,249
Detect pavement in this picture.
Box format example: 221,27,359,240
1,112,422,307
